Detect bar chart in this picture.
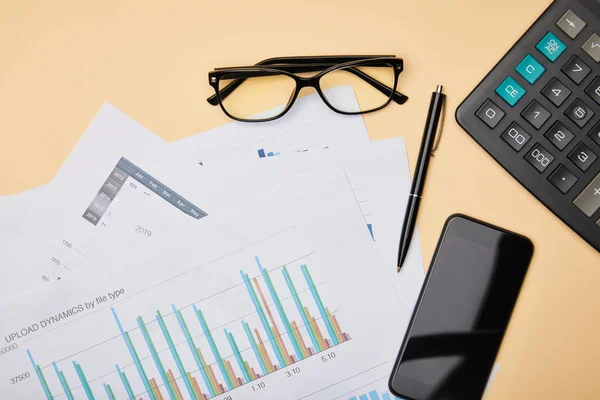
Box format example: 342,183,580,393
1,219,403,400
348,390,400,400
257,149,280,158
26,258,349,400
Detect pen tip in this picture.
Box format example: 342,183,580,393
397,266,401,273
436,85,443,93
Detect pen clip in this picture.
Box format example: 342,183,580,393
431,94,446,157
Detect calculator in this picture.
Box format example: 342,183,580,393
456,0,600,252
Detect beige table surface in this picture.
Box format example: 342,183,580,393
1,0,599,398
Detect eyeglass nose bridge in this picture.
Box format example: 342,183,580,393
295,75,320,90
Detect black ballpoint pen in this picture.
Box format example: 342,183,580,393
397,85,446,272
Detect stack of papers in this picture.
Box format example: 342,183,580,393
0,86,426,399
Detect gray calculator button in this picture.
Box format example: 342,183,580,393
589,121,600,147
545,121,574,151
561,55,591,85
525,143,554,172
565,98,594,128
522,100,551,130
585,76,600,105
582,33,600,63
597,218,600,228
557,10,586,39
574,172,600,217
542,77,571,107
476,99,505,128
568,142,597,172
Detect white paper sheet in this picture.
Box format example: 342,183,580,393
0,166,406,400
0,89,373,301
0,185,47,253
167,85,369,167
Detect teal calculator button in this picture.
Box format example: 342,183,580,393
496,76,526,107
516,54,546,84
536,32,566,62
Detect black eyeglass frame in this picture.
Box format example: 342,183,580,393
207,55,407,122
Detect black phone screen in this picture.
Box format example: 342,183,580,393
389,215,533,400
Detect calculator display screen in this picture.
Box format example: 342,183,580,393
389,216,533,400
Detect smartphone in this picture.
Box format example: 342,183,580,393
389,214,533,400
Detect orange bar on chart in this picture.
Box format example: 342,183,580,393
330,313,347,342
249,365,259,380
272,325,294,365
167,369,184,400
189,374,208,400
243,361,255,380
326,308,344,343
198,349,223,394
306,307,327,349
253,277,293,365
149,378,165,400
254,329,275,373
224,360,239,387
291,321,309,357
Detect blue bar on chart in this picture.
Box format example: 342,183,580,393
366,223,374,240
348,390,401,400
257,149,280,158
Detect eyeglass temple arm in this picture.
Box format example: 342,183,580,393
207,64,407,106
346,67,408,104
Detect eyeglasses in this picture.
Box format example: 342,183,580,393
207,55,408,122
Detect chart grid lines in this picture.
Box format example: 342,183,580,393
26,260,349,400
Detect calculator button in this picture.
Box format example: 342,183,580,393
516,54,546,84
522,100,551,129
597,218,600,228
495,76,526,106
589,121,600,147
476,99,505,128
542,77,571,107
561,55,591,84
548,164,578,194
584,76,600,105
545,121,574,150
525,143,554,172
582,33,600,63
536,32,566,62
573,172,600,217
501,122,531,151
565,98,594,128
556,10,586,39
568,142,597,172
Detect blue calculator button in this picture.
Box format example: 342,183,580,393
495,76,526,106
536,32,566,62
516,54,546,84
